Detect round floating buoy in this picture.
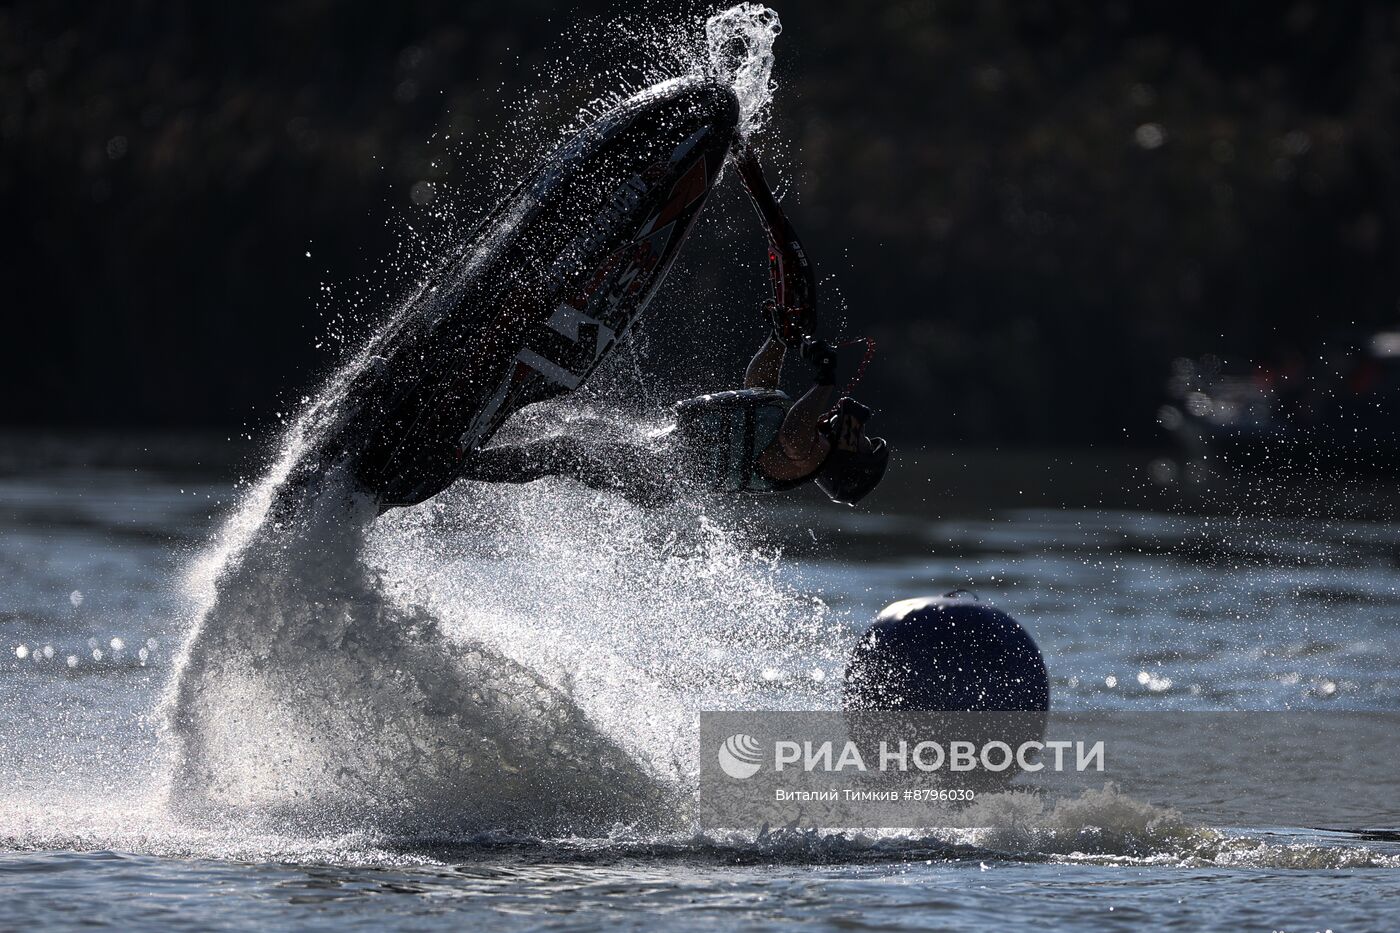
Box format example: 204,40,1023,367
843,592,1050,712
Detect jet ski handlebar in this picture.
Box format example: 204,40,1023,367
734,147,817,345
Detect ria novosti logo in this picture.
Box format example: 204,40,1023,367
717,733,763,779
715,733,1105,778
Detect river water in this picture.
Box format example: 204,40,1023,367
2,435,1397,931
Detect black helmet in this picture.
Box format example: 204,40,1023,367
814,398,890,506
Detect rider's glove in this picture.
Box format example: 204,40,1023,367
800,337,838,386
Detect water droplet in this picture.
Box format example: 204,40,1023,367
410,180,436,205
1134,123,1166,150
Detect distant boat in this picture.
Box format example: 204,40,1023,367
1158,329,1400,478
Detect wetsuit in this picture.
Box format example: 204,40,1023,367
458,388,819,506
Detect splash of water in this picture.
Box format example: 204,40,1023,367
705,3,782,138
161,397,844,834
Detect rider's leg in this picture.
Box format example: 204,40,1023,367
460,436,677,507
458,437,581,485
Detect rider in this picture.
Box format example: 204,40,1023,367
457,318,887,507
456,314,887,507
454,148,889,508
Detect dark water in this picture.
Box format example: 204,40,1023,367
2,436,1399,931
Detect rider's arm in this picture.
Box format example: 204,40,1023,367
744,332,786,389
759,337,839,477
759,381,834,479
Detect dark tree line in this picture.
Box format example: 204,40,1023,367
3,0,1397,444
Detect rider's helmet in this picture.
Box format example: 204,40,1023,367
814,397,889,506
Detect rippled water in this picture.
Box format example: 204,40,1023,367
2,438,1398,930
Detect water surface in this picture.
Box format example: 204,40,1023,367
2,438,1397,930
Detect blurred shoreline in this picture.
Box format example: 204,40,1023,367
2,429,1395,522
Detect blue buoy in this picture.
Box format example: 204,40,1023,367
843,592,1050,712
